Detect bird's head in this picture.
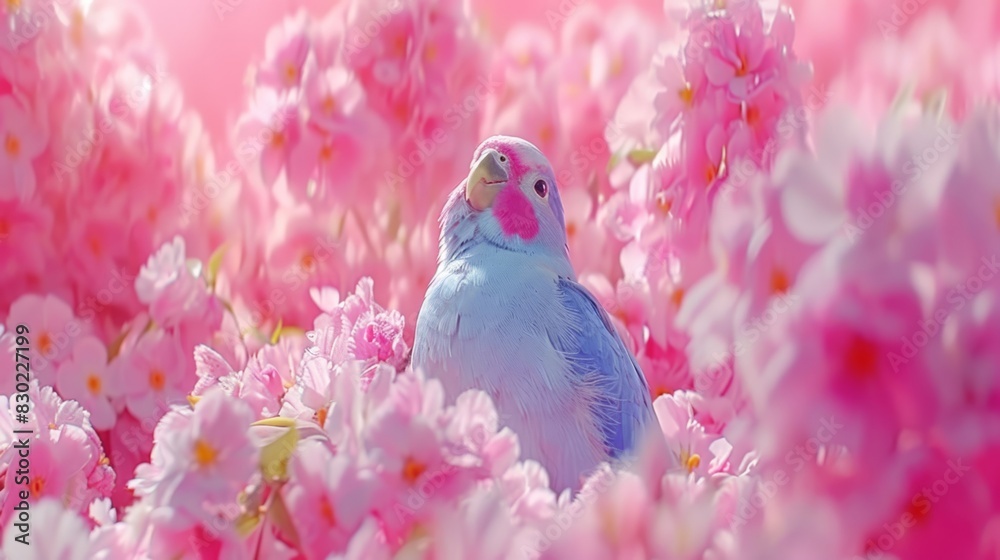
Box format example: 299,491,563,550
440,135,568,260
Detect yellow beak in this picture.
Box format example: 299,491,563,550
465,149,508,211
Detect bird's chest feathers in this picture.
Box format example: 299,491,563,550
423,251,572,398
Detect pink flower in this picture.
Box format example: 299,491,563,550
55,336,118,430
257,10,311,91
234,87,301,187
350,308,408,370
0,95,46,200
2,499,93,560
0,425,93,529
119,329,188,422
283,440,375,558
5,294,83,386
135,235,207,328
135,389,257,523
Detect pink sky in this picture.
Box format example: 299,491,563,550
137,0,661,139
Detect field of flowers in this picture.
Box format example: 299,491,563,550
1,0,999,558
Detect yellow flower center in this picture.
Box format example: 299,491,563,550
193,438,218,469
678,85,694,107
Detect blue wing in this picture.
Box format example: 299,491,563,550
552,277,655,459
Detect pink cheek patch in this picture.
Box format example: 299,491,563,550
492,186,539,240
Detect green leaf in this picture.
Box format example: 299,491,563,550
260,424,299,481
206,243,228,290
270,318,283,345
626,148,658,166
268,489,301,549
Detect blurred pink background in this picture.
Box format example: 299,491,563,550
138,0,661,139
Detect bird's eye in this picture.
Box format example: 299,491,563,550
534,180,548,198
499,154,507,162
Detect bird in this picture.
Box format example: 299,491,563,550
411,135,655,491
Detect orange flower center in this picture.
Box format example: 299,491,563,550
656,193,673,215
402,456,426,485
770,268,790,295
270,131,286,148
87,235,102,257
4,134,20,157
319,496,337,526
321,95,336,115
319,143,334,162
38,332,53,355
539,124,554,145
705,164,718,185
391,35,407,57
6,0,22,12
735,53,749,77
845,335,879,379
679,84,694,107
315,406,328,427
685,453,701,472
300,252,316,271
654,385,672,398
86,373,102,395
149,369,166,391
671,288,685,308
29,476,44,497
193,438,218,468
745,104,761,126
566,222,578,238
423,43,438,62
283,63,298,85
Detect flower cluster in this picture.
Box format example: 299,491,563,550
1,0,999,558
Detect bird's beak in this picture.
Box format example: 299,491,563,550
465,149,508,211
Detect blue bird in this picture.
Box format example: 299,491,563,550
412,135,655,491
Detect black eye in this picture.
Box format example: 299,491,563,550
499,154,507,162
534,180,548,197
